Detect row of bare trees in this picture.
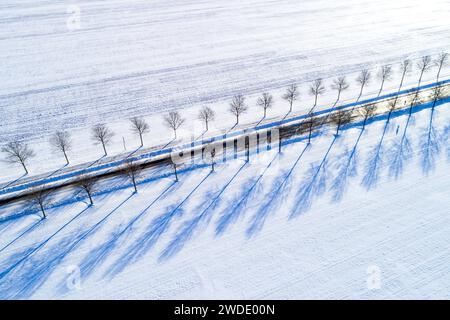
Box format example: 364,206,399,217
16,81,450,220
28,157,143,218
2,54,448,176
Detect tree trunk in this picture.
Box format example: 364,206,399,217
236,115,239,125
139,133,144,147
357,85,364,101
174,129,177,139
417,70,425,88
211,161,215,172
264,108,267,118
436,65,442,83
174,164,178,181
63,150,69,165
378,79,385,97
308,123,313,143
102,142,107,156
21,161,28,174
87,191,93,205
314,94,318,107
278,136,282,153
40,202,46,219
246,143,250,161
206,120,209,131
289,101,293,113
133,177,137,192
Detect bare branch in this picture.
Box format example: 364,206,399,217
309,79,325,108
123,158,142,192
377,65,392,96
257,92,274,118
416,55,432,87
331,76,349,102
434,52,448,82
198,106,215,131
164,111,185,139
50,131,72,164
130,117,150,147
1,141,35,174
77,175,97,205
229,94,247,124
356,69,371,100
282,84,299,112
27,187,53,219
91,123,114,156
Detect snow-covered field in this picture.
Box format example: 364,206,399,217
1,0,450,183
0,97,449,299
1,0,450,299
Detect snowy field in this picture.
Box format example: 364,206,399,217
1,0,450,299
1,0,450,183
0,97,449,299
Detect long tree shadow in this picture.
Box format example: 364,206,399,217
330,128,364,203
0,173,27,191
361,118,391,191
0,218,43,254
289,136,337,218
419,107,442,176
445,125,450,160
159,163,248,261
246,143,310,238
70,181,177,285
0,205,91,282
0,193,134,299
215,153,282,237
388,113,414,180
105,172,212,278
0,231,79,299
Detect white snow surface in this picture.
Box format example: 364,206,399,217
0,98,449,299
0,0,450,299
1,0,450,183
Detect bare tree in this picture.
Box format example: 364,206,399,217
434,52,448,83
130,117,149,147
257,92,274,118
331,76,349,104
356,69,371,101
377,65,393,97
123,159,142,192
331,110,352,135
282,84,299,113
309,79,325,110
1,141,35,174
303,112,318,143
416,55,432,88
28,187,52,219
398,59,412,92
50,131,72,164
359,104,376,128
229,94,247,125
92,124,114,156
198,106,215,131
77,176,97,205
164,111,185,139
